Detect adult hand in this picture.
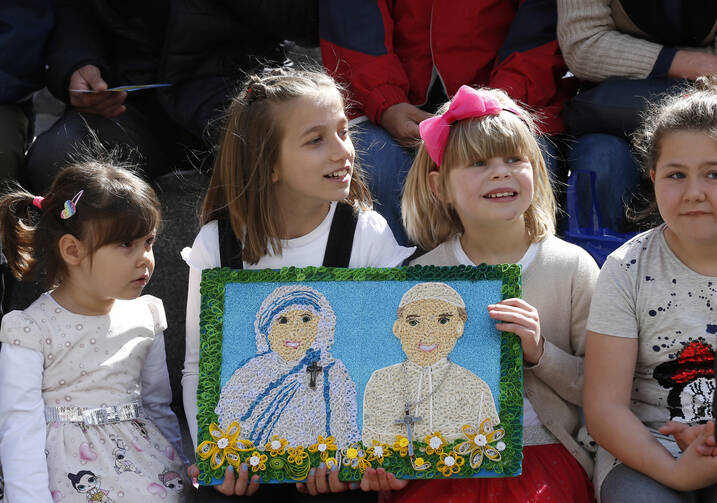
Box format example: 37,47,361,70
381,103,433,146
488,298,543,364
211,465,260,496
296,463,351,495
68,64,127,117
667,51,717,81
660,421,717,456
360,467,409,492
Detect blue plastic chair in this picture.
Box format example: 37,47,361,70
563,169,637,266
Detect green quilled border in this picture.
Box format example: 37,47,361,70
196,264,523,484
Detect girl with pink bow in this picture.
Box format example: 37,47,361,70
360,85,599,502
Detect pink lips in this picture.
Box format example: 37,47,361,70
132,274,149,287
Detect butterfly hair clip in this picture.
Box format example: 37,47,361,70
60,190,84,220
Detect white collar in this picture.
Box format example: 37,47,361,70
402,357,452,373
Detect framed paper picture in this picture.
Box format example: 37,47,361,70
195,265,523,484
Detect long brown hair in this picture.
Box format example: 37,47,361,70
201,66,372,264
402,87,555,251
0,156,161,287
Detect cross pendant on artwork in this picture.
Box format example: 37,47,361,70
306,361,323,389
394,408,421,457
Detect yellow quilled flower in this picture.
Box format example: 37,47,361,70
196,422,253,470
287,445,309,465
455,418,505,469
366,440,392,465
308,435,338,461
325,456,339,470
341,443,370,473
265,435,288,456
436,450,465,477
411,456,431,471
424,431,447,455
246,451,268,472
392,435,410,457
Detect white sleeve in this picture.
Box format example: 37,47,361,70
349,210,415,268
0,344,52,503
140,332,188,464
180,222,220,450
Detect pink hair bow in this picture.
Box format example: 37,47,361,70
419,85,518,167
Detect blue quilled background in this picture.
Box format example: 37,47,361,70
220,279,504,431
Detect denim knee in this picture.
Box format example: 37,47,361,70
567,134,641,231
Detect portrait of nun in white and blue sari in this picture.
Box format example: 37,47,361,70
215,285,360,446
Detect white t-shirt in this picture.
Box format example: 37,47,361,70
587,225,717,493
181,202,415,446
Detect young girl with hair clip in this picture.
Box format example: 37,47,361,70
181,67,414,501
364,85,599,502
584,77,717,502
0,160,187,502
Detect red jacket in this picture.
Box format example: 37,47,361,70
320,0,573,134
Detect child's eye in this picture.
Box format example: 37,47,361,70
301,315,312,323
145,236,155,247
407,319,418,326
338,128,349,139
506,156,523,163
471,160,487,167
438,317,450,325
707,171,717,180
307,136,322,145
668,172,686,179
278,316,288,324
120,241,132,248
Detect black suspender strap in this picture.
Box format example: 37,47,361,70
217,202,358,269
322,202,358,268
217,215,244,269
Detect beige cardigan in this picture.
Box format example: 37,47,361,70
411,235,599,476
557,0,717,82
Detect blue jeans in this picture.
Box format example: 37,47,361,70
351,120,562,246
566,133,642,232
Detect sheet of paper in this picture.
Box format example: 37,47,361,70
69,83,172,93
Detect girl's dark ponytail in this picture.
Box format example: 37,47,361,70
0,189,44,281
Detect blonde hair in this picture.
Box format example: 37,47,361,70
201,66,372,264
402,87,555,251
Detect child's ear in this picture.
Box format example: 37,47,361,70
428,170,448,202
58,234,87,266
271,165,280,183
649,169,656,183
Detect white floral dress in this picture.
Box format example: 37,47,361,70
0,294,186,502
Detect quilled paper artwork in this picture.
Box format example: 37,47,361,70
196,265,524,484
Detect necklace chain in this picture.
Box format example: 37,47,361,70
400,358,453,412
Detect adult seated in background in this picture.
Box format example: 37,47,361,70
320,0,576,245
26,0,317,192
557,0,717,232
0,1,53,183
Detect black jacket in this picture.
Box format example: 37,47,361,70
45,0,317,136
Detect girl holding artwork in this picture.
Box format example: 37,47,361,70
182,67,414,499
375,85,599,501
584,77,717,502
216,285,359,447
0,160,186,502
